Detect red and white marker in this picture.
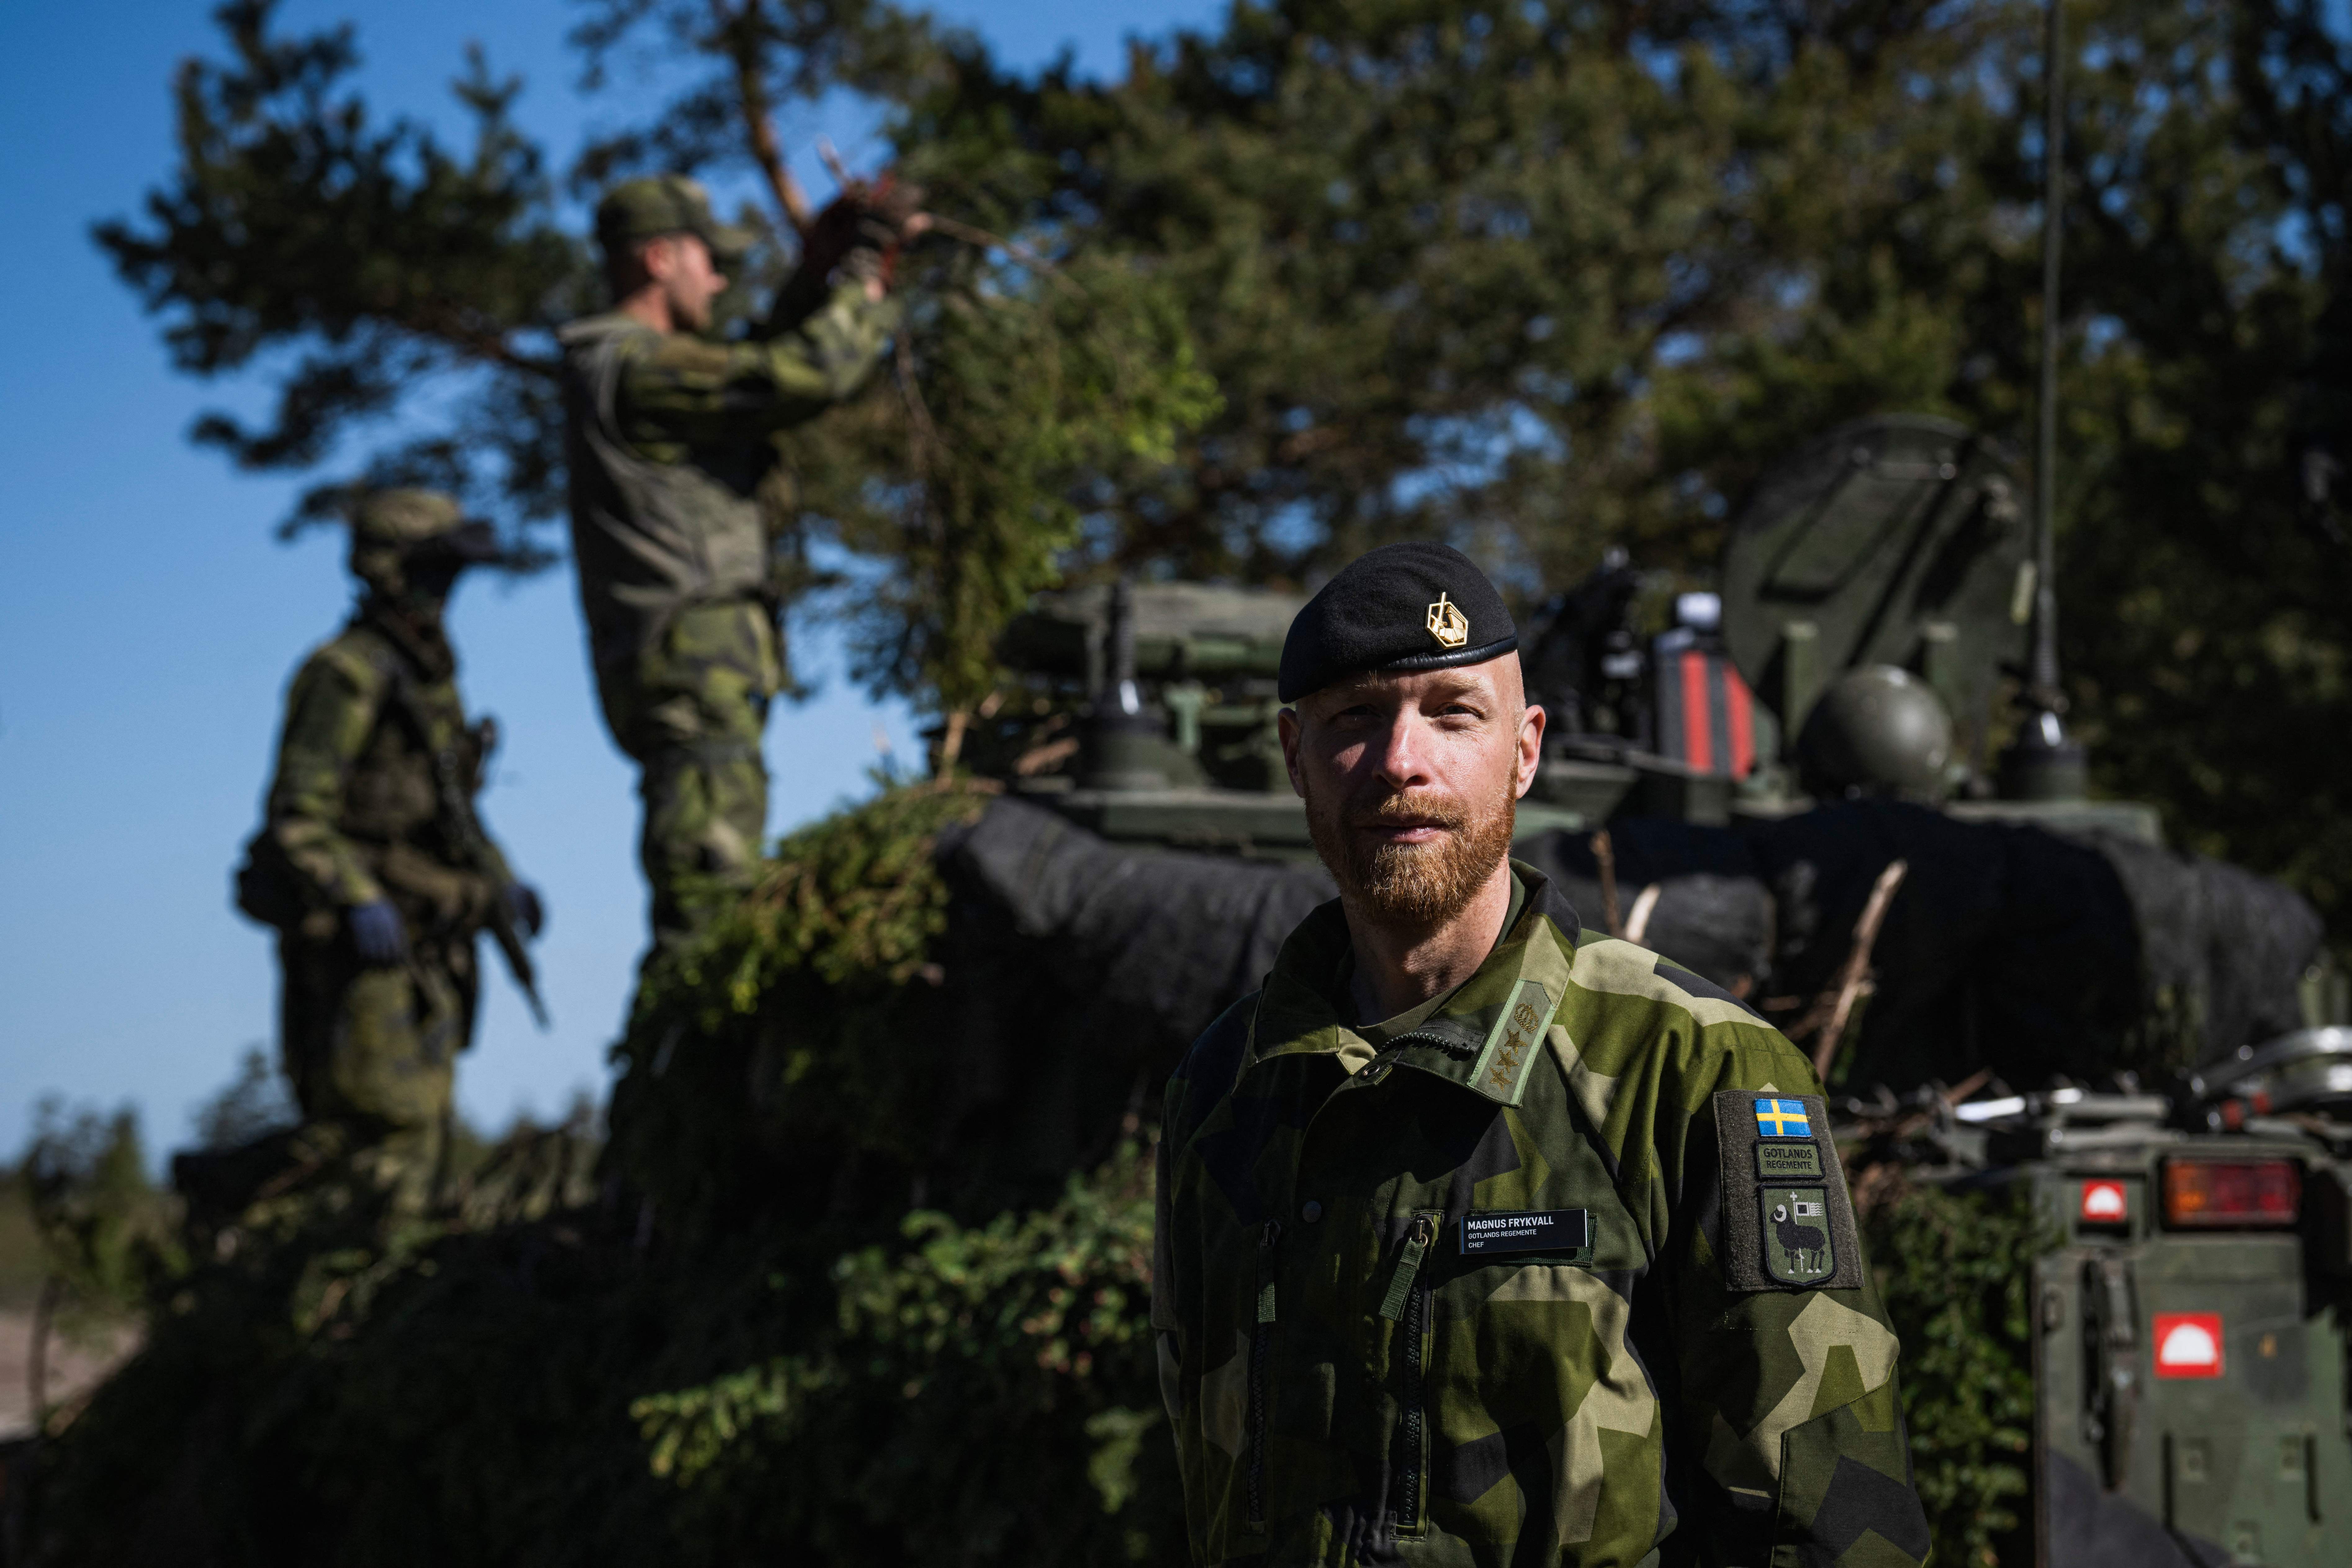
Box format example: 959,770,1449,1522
2152,1312,2224,1379
2080,1179,2128,1223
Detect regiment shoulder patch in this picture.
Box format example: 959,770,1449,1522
1759,1185,1835,1284
1712,1089,1861,1292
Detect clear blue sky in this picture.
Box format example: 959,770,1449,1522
0,0,1221,1161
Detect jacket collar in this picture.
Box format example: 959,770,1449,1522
1249,860,1582,1107
556,310,657,347
355,597,457,684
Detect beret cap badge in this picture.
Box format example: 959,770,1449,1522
1426,592,1470,650
1275,540,1518,703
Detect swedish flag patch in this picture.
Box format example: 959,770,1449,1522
1753,1097,1811,1139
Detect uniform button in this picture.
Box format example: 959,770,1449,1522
1301,1201,1323,1223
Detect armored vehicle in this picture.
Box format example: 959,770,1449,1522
1832,1034,2352,1567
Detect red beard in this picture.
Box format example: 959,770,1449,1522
1303,774,1517,930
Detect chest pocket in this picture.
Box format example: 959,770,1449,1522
1416,1209,1662,1550
343,723,440,839
342,681,477,847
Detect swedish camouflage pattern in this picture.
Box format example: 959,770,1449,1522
264,609,513,930
261,607,514,1192
560,279,898,945
559,282,900,677
598,599,781,944
1151,864,1928,1566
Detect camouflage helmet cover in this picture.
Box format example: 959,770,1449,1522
347,488,494,590
594,175,755,263
352,488,466,547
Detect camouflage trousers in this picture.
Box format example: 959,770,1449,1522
278,927,478,1208
594,598,780,950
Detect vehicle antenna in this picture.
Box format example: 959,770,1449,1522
2003,0,2089,800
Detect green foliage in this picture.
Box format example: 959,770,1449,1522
33,1142,1177,1566
1859,1173,2048,1568
192,1046,300,1150
94,0,589,548
825,254,1223,726
626,1140,1180,1563
24,1101,183,1321
665,772,985,1014
27,1125,675,1568
605,777,993,1225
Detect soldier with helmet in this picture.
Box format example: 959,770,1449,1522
237,488,544,1205
561,173,923,950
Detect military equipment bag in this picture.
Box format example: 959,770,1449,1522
232,827,323,932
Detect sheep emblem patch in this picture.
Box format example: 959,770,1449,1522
1761,1186,1834,1284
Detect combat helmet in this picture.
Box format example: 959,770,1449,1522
1795,665,1955,803
347,488,498,597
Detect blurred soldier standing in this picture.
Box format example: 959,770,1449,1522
561,174,921,950
239,489,545,1205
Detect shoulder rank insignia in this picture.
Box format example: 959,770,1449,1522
1425,592,1469,649
1753,1097,1811,1138
1467,980,1557,1106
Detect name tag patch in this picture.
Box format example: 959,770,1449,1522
1459,1209,1593,1262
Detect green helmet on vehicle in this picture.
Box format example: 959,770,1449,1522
1796,665,1955,803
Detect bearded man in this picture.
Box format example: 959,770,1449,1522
1151,543,1928,1567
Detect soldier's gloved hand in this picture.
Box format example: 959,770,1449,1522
797,189,882,285
855,175,928,247
503,882,545,940
347,899,408,966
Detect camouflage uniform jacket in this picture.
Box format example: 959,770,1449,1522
1151,864,1928,1567
558,283,900,677
264,610,513,934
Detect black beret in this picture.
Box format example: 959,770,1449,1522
1278,542,1517,703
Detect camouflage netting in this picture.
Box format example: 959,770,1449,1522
1518,799,2325,1092
21,787,2127,1565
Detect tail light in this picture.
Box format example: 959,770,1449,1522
2152,1312,2226,1378
2161,1158,2300,1228
2079,1179,2129,1224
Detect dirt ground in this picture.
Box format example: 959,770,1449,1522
0,1307,139,1440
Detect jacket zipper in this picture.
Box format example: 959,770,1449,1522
1385,1214,1435,1531
1246,1218,1282,1531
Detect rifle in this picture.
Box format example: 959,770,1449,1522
361,631,549,1030
433,734,550,1031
